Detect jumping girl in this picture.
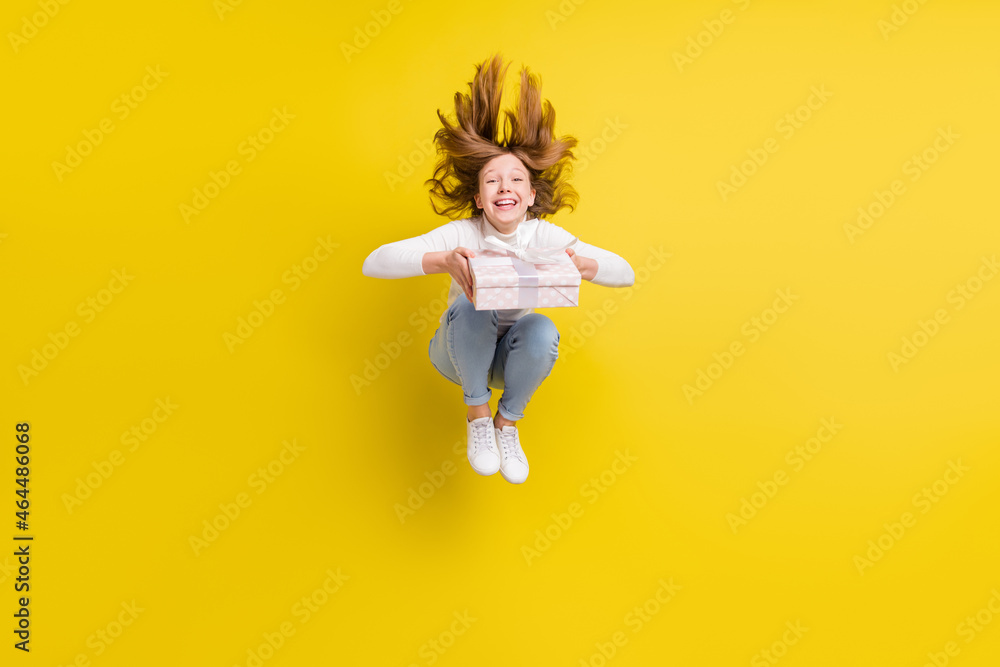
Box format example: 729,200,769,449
362,54,635,484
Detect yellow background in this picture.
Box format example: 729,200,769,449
2,0,998,664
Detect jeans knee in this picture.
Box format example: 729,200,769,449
514,315,560,357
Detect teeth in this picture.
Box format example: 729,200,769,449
496,200,515,206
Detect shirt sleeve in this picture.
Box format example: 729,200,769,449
537,220,635,288
361,220,467,279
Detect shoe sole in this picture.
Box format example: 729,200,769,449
500,468,528,484
471,461,501,476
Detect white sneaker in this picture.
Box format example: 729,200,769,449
495,425,529,484
467,417,500,475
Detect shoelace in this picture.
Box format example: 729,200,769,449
470,420,494,455
496,427,525,463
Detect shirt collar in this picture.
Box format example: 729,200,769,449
483,216,539,249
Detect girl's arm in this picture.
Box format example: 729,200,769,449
420,251,456,275
361,220,465,279
537,220,636,288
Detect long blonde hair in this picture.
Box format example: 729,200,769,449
425,54,579,221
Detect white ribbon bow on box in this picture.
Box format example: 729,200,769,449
481,235,578,264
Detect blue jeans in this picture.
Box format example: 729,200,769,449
428,293,560,421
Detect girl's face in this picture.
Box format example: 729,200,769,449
474,153,536,231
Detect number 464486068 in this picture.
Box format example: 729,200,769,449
15,423,29,529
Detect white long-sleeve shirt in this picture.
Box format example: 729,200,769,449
362,215,635,336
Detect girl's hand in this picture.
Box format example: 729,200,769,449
566,249,598,282
444,247,478,302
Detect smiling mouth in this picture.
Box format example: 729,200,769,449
494,199,517,210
